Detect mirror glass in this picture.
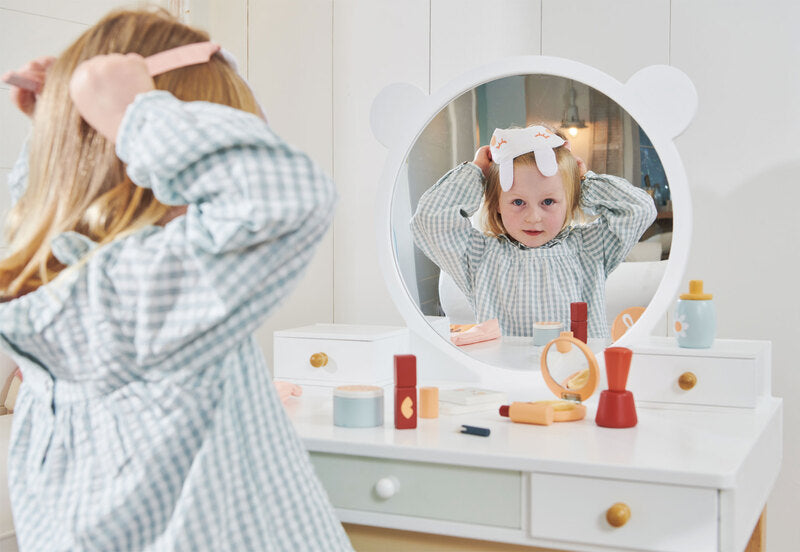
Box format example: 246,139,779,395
391,74,672,369
545,344,591,394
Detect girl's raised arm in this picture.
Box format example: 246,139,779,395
92,90,336,371
410,161,487,300
575,172,657,274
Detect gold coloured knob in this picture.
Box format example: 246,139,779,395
606,502,631,528
678,372,697,390
309,352,328,368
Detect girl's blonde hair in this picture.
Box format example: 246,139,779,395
0,8,259,299
479,126,582,240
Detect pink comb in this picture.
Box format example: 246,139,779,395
2,71,42,93
145,41,221,77
3,42,219,93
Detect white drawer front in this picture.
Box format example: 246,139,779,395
629,354,757,407
311,452,522,529
529,473,717,552
274,337,397,385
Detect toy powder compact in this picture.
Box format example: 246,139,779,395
499,332,599,425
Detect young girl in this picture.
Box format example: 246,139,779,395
411,125,657,339
0,9,353,551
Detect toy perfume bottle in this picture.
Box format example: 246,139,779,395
674,280,716,348
595,347,637,428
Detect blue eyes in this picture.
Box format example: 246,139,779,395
510,198,555,207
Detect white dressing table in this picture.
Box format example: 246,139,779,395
280,57,782,551
287,382,780,552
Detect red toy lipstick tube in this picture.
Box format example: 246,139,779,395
394,354,417,429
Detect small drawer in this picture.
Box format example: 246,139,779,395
529,473,717,552
310,452,522,529
274,324,409,387
629,337,770,408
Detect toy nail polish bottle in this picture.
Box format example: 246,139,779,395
595,347,637,428
674,280,716,349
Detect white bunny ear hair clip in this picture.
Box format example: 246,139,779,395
490,126,566,191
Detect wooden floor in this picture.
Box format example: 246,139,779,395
345,507,767,552
745,508,766,552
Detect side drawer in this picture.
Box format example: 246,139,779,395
529,473,717,552
274,337,392,386
629,354,757,407
310,452,522,529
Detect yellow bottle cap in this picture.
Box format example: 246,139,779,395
680,279,713,300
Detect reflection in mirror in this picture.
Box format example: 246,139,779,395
392,75,672,366
545,341,590,394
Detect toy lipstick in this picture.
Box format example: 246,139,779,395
394,354,417,429
570,302,588,343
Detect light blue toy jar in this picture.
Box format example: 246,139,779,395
674,280,716,348
333,385,384,428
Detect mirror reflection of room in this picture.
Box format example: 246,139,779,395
396,75,670,339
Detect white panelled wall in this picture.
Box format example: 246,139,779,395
0,1,798,550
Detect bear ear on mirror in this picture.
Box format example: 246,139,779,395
370,82,428,149
624,65,698,140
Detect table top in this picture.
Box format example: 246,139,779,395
287,387,782,489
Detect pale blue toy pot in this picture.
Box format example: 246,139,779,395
532,321,562,346
333,385,384,428
674,280,716,349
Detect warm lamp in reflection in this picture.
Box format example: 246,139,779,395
561,80,586,137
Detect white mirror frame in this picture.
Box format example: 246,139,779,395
374,56,696,377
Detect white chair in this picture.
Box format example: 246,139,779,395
605,260,668,334
437,271,476,325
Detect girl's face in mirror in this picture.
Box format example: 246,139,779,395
497,164,567,248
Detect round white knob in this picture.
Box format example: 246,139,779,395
374,476,400,500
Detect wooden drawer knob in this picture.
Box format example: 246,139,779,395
678,371,697,390
606,502,631,527
309,352,328,368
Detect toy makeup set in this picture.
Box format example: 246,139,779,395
286,279,718,432
500,332,638,428
331,354,440,429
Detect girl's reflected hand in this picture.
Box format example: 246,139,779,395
3,56,56,117
472,145,493,179
274,381,303,405
574,155,588,179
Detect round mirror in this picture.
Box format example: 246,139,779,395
374,57,695,380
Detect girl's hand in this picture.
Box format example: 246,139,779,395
274,381,303,405
472,145,493,179
574,155,588,179
4,56,55,117
69,53,155,143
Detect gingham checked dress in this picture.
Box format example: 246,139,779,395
0,91,353,551
410,162,657,339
